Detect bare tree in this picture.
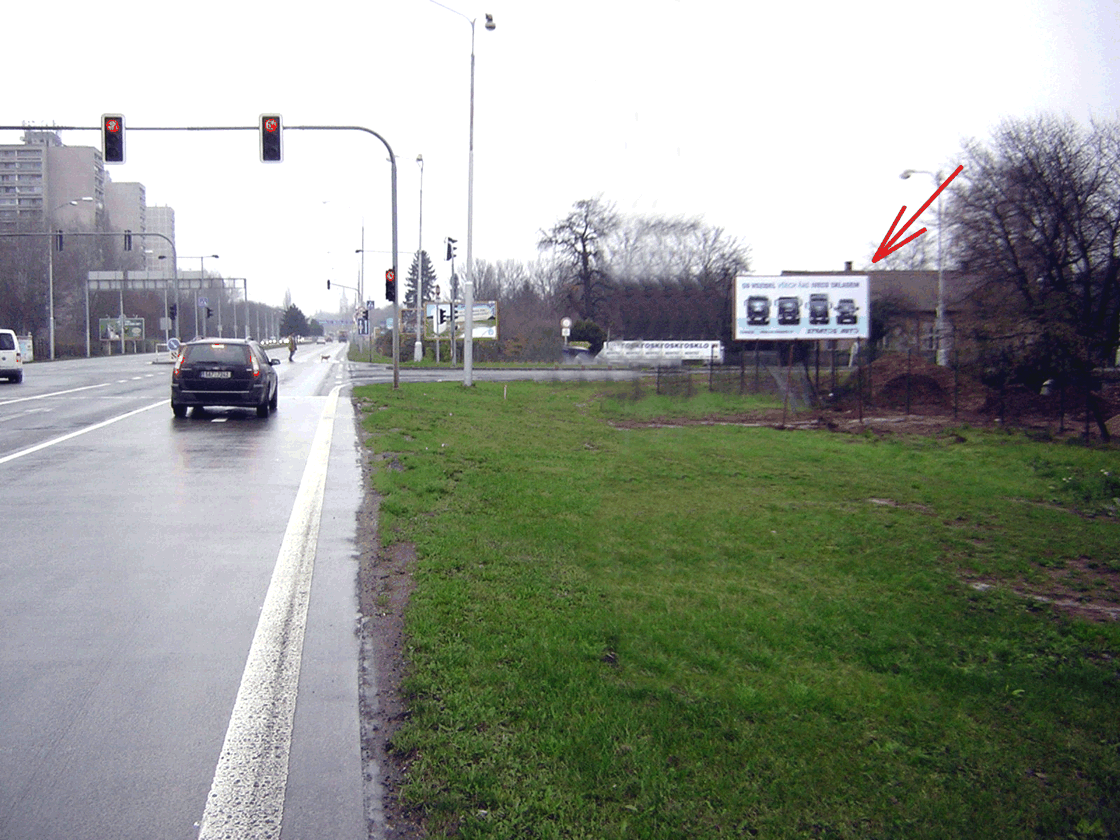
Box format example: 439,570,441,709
862,229,936,272
950,116,1120,373
537,196,620,322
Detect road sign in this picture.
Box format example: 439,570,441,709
167,338,181,352
198,297,208,307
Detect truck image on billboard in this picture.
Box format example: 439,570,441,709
733,275,869,340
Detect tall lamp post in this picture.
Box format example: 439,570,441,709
415,153,424,362
431,1,495,386
900,169,947,365
47,196,94,359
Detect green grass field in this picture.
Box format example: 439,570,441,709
355,380,1120,839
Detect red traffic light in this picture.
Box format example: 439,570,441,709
102,114,125,164
259,114,283,162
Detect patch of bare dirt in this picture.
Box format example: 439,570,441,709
356,444,426,839
964,555,1120,624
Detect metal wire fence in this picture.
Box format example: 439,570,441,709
601,345,1117,440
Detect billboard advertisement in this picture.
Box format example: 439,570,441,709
99,317,145,341
598,340,723,365
733,275,869,340
422,302,499,340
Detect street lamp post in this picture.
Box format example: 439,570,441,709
900,169,947,365
415,153,424,362
431,1,495,386
47,196,93,359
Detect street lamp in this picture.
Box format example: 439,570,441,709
415,153,424,362
900,168,947,365
47,196,94,359
431,1,496,386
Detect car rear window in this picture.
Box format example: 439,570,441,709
183,343,250,364
0,334,15,350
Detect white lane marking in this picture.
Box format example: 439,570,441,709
197,385,340,840
0,382,112,406
0,407,51,423
0,400,167,465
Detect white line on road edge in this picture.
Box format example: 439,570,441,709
0,399,166,465
197,385,341,840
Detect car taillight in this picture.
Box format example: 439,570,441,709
173,354,184,377
251,354,260,378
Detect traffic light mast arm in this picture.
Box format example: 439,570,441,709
0,122,400,386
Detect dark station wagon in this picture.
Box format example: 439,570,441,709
171,338,280,418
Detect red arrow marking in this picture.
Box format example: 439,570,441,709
873,165,963,263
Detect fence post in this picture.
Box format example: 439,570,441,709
867,342,873,408
781,342,792,427
906,349,912,415
830,340,836,400
1058,373,1065,434
954,346,959,420
857,351,864,425
754,340,761,393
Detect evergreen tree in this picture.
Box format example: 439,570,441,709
405,250,438,309
279,304,309,337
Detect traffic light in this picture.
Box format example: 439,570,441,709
446,237,457,261
206,307,213,320
55,230,63,252
385,268,396,303
259,114,282,162
326,279,331,290
124,230,133,251
102,114,125,164
169,303,178,320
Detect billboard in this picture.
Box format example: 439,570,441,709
733,275,869,340
99,317,145,341
598,340,723,365
423,302,499,340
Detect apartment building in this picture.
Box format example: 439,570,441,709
145,205,176,269
0,130,104,232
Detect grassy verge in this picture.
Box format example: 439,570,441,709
355,381,1120,839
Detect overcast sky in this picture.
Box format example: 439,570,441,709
5,0,1119,317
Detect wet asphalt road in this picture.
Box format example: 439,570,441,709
0,346,636,840
0,343,363,840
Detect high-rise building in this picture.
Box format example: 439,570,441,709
145,205,176,270
104,181,146,243
0,130,104,233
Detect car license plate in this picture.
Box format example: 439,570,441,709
200,370,232,379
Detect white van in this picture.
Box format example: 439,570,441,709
0,329,24,383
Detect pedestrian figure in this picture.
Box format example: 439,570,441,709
288,335,297,362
